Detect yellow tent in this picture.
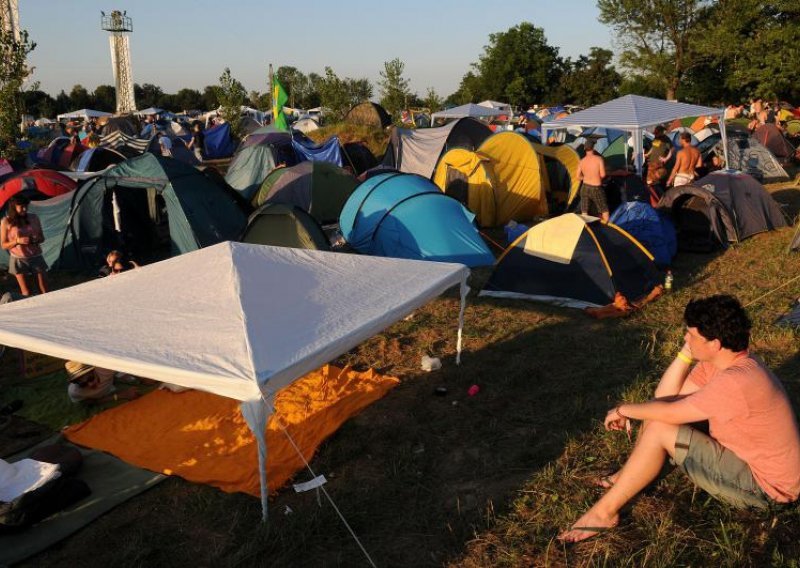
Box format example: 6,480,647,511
529,142,581,207
432,148,497,227
477,132,549,223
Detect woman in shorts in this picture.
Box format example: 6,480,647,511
1,195,49,296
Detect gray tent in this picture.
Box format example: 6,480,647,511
382,118,492,178
709,133,789,182
777,300,800,328
658,170,787,251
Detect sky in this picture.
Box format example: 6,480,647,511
22,0,613,100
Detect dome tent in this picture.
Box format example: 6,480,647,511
0,169,76,210
481,213,662,308
241,203,330,251
253,161,357,225
609,201,677,267
225,129,298,201
339,172,494,267
344,102,392,129
657,171,787,252
65,154,247,266
70,147,127,172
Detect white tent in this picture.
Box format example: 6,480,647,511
134,107,164,116
0,242,469,519
541,95,727,174
56,109,113,121
431,103,505,122
478,100,512,115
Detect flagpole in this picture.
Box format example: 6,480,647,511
268,63,274,126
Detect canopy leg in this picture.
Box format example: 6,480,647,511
241,395,273,522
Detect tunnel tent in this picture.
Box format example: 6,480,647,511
481,213,662,308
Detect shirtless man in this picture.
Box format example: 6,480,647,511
578,140,608,222
559,295,800,543
668,133,702,187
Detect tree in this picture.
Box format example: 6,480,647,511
68,84,91,110
469,23,563,107
423,87,443,113
556,48,621,106
694,0,800,101
217,67,246,137
378,58,411,117
93,85,116,112
317,67,352,122
447,71,484,105
597,0,712,100
346,77,373,105
135,83,164,109
275,66,307,109
54,90,70,115
202,85,219,110
0,27,36,159
174,88,203,111
21,89,55,118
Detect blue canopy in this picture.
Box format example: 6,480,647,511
292,135,343,166
609,201,676,267
203,123,237,159
339,173,494,267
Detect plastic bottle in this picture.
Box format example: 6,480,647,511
664,270,673,292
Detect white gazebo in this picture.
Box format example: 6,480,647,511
56,109,113,122
540,95,727,173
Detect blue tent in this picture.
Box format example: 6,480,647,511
609,201,676,267
203,123,237,159
292,135,343,166
339,173,494,267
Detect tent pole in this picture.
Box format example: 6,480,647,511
456,275,469,365
240,396,272,521
720,115,729,170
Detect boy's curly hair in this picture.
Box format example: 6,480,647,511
684,295,751,352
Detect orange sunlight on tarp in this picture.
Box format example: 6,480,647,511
64,365,399,496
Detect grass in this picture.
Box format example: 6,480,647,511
1,188,799,567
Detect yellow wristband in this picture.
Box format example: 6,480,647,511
676,351,693,365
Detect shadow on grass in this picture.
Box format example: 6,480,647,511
20,306,660,568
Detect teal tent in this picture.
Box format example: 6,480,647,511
61,154,247,267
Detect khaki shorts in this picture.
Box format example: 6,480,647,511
673,425,770,509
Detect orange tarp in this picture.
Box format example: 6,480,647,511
64,365,398,496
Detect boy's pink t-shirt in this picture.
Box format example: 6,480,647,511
687,354,800,502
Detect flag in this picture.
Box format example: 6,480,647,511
272,77,289,130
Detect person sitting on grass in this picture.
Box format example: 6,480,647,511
65,361,139,405
559,295,800,543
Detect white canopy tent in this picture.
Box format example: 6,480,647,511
134,107,164,116
0,242,469,519
56,109,113,121
431,103,505,123
541,95,727,174
478,100,512,115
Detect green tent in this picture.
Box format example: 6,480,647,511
64,154,247,266
251,161,357,225
241,203,330,251
602,135,629,171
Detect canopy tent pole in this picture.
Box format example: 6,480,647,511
633,127,644,175
240,396,272,521
455,275,469,365
720,116,729,170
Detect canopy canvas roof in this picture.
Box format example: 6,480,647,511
431,103,505,122
134,107,164,116
541,95,728,173
0,242,468,518
56,108,113,121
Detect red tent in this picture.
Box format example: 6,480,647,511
0,169,77,209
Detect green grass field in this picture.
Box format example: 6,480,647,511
1,186,799,567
